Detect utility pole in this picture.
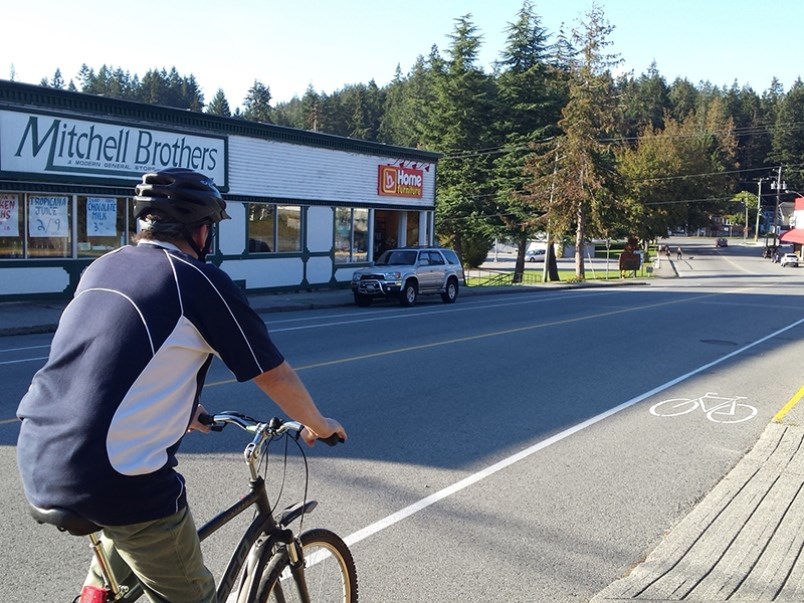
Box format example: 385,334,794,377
771,166,786,248
754,178,764,244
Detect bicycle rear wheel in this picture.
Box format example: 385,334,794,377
649,397,698,417
255,528,358,603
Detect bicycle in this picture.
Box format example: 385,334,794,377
649,392,757,424
28,411,358,603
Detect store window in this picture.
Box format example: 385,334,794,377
247,203,302,253
0,193,24,258
277,205,302,252
27,195,72,258
78,196,128,258
335,207,369,263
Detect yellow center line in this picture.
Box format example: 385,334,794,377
773,385,804,423
0,287,769,423
206,291,723,387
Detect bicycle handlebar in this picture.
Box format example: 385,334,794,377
198,412,344,446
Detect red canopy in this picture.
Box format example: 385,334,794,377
780,228,804,244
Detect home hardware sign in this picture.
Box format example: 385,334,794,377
0,110,226,185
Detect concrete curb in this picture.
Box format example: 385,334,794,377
0,279,649,338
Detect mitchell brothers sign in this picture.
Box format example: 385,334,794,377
0,110,226,185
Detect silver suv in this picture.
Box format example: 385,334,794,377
351,247,465,307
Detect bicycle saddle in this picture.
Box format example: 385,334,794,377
29,504,102,536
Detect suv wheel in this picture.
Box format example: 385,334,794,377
400,281,418,307
441,277,459,304
354,292,372,307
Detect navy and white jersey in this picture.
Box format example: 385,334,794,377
17,241,284,526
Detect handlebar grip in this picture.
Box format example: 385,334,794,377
197,413,223,432
319,433,345,446
198,413,213,425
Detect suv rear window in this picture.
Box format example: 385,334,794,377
440,249,461,265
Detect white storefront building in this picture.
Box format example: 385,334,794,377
0,81,439,300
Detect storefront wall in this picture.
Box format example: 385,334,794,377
0,83,438,300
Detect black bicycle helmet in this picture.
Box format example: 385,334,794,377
133,168,230,224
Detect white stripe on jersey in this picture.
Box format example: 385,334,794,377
170,254,266,373
75,287,156,355
107,316,214,475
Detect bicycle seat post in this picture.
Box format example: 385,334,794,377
87,532,123,598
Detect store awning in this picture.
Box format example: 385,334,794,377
780,228,804,244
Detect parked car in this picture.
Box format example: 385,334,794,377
351,247,465,307
716,238,728,247
780,253,799,268
526,248,546,262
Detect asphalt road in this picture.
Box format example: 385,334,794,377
2,238,804,602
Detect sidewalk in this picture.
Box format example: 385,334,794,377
592,401,804,602
0,269,658,337
0,284,524,337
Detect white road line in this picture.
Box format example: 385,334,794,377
342,314,804,549
267,290,611,333
0,356,48,366
0,344,51,354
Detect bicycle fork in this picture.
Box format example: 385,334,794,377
287,537,312,603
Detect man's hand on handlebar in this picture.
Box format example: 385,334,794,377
187,403,212,433
301,417,347,447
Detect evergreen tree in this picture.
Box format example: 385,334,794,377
492,0,564,280
723,83,769,183
134,67,203,110
616,62,670,142
425,15,497,264
770,79,804,189
377,65,409,144
300,85,321,131
378,56,440,148
182,74,205,111
667,77,699,122
206,88,232,117
51,69,65,89
138,68,170,105
242,80,273,123
549,2,622,279
273,96,304,128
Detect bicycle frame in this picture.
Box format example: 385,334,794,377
33,414,331,603
111,474,307,602
696,393,746,414
200,475,278,603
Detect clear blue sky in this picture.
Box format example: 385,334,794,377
3,0,802,110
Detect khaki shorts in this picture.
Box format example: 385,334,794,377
85,506,215,603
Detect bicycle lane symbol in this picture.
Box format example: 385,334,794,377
650,392,758,424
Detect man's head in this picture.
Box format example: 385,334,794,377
134,168,230,261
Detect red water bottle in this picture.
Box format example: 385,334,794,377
79,585,109,603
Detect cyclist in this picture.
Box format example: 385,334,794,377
16,168,347,603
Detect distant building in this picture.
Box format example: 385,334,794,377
780,197,804,249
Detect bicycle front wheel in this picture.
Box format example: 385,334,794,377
256,528,358,603
707,403,758,424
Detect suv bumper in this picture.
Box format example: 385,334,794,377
352,279,402,296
